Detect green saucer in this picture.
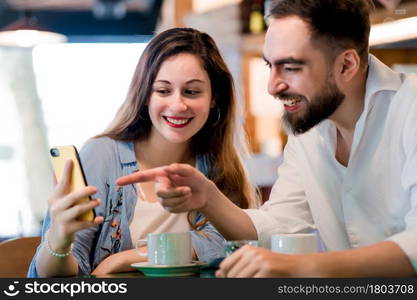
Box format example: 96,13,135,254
131,261,208,277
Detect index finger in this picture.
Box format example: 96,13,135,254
116,167,167,186
54,160,73,195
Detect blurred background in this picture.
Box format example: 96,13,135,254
0,0,416,240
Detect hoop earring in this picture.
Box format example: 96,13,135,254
212,107,221,127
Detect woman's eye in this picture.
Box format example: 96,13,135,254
184,90,201,96
156,89,170,95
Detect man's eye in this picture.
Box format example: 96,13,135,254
284,67,301,72
265,62,271,69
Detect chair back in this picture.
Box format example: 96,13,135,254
0,236,41,277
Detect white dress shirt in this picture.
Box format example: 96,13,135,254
245,55,417,272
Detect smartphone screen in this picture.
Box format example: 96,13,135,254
49,145,95,222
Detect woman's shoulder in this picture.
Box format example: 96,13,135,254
82,136,116,150
80,136,128,158
79,136,121,167
79,136,135,170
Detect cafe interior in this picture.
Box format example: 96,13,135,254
0,0,416,277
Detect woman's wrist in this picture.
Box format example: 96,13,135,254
44,233,74,258
45,229,75,255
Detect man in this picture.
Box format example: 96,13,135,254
117,0,417,277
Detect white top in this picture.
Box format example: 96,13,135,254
129,198,191,244
244,55,417,272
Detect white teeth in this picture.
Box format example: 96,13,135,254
281,99,299,106
166,117,190,125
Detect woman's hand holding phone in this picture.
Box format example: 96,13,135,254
47,160,104,253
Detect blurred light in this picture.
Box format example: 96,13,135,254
0,15,67,48
370,16,417,46
93,0,127,19
193,0,241,13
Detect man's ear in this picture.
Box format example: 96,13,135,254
335,49,361,83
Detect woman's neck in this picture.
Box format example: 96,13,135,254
134,133,194,169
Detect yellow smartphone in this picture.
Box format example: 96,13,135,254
49,145,95,222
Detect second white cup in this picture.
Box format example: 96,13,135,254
136,231,192,265
270,233,320,254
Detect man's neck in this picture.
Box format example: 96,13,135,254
330,65,368,135
331,65,369,165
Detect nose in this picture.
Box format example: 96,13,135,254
267,69,289,97
171,93,188,112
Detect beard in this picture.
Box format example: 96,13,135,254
280,79,345,135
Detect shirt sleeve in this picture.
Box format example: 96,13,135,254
27,210,50,277
387,97,417,273
190,212,226,262
244,135,316,247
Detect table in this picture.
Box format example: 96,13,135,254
85,267,217,278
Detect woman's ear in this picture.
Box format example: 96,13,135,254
335,49,360,83
211,98,216,108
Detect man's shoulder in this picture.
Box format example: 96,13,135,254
402,73,417,91
391,73,417,107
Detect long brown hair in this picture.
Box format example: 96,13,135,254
98,27,258,228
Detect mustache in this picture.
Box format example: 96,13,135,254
276,93,307,102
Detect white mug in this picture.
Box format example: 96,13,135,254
136,231,192,265
270,233,320,254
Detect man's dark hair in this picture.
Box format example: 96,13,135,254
269,0,374,66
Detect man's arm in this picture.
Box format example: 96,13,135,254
217,240,416,277
116,137,313,241
117,164,258,240
201,180,258,240
314,241,415,277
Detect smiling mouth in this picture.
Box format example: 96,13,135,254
163,116,193,127
281,99,302,107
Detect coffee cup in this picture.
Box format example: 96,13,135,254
270,233,320,254
136,231,192,265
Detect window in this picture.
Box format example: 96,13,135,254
0,43,147,237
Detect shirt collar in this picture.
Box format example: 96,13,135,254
317,54,403,136
363,54,403,111
117,140,137,165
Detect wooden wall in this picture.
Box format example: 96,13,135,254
371,49,417,67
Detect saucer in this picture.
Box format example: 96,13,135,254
131,261,208,277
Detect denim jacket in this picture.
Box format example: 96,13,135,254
28,137,226,276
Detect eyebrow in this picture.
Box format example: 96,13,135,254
154,79,206,84
263,55,306,66
186,79,205,84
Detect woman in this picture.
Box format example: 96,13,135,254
28,27,258,277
